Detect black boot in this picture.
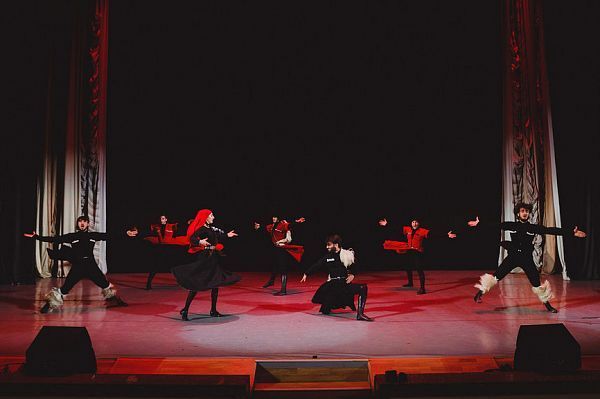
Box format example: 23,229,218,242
274,274,287,296
416,271,426,295
403,270,414,287
319,305,331,315
145,271,156,290
356,285,373,322
210,288,222,317
544,301,558,313
108,295,128,307
474,290,483,303
262,273,276,288
180,308,189,321
181,291,197,321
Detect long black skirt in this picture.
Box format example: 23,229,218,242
311,279,360,310
171,252,241,292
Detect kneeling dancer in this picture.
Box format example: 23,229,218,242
301,234,372,321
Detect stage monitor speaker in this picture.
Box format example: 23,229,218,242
514,323,580,372
25,326,97,376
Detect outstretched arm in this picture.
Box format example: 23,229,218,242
301,255,326,281
526,223,587,237
24,232,71,243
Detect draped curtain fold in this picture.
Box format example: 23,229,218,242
35,0,109,276
500,0,567,278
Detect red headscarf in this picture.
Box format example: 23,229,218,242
186,209,213,239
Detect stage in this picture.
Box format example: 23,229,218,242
2,270,600,397
1,270,599,359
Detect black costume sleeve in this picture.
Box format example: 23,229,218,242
304,255,327,276
348,260,359,275
213,226,227,240
190,227,205,246
524,224,570,236
89,232,110,241
426,229,453,239
34,233,74,244
498,221,570,236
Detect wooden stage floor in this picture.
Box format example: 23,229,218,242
2,271,600,397
1,270,599,359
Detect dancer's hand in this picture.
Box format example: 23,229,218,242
295,217,306,223
300,274,307,283
346,274,355,283
23,231,37,238
275,239,286,246
254,222,260,230
447,231,457,239
126,229,138,237
468,216,480,227
378,218,388,226
199,238,210,246
574,226,587,238
227,230,238,238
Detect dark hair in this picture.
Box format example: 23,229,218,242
513,202,533,215
326,234,343,246
76,215,89,223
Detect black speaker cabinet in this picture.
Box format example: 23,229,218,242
514,323,581,372
25,326,97,376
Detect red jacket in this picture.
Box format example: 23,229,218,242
145,223,188,246
266,221,290,244
265,221,303,262
403,226,430,253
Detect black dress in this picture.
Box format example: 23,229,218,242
171,225,241,291
305,251,361,311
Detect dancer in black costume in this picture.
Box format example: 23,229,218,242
172,209,240,321
301,234,372,321
470,202,586,313
25,216,136,313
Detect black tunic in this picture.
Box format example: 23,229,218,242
498,221,567,254
171,225,241,291
304,251,361,310
36,231,109,261
492,221,568,285
35,230,111,292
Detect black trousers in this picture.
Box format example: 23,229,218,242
271,247,291,274
494,251,541,287
405,250,425,287
60,258,110,294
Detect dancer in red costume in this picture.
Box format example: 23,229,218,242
171,209,240,321
143,214,188,290
379,218,456,294
255,214,305,295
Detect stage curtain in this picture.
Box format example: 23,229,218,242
500,0,567,278
35,0,109,276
